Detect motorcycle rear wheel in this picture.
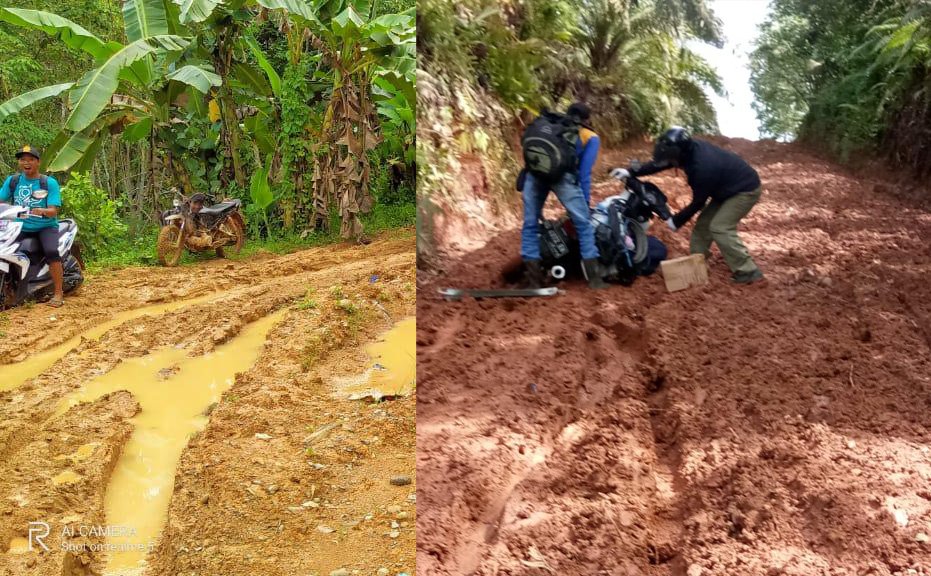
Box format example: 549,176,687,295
156,224,184,267
224,214,245,255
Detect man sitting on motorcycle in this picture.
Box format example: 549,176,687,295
613,127,765,284
0,145,66,306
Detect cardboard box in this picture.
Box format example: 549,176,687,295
660,254,709,292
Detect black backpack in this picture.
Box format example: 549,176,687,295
521,110,580,182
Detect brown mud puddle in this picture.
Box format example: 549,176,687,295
341,317,416,401
56,310,286,574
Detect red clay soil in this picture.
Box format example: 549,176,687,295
416,138,931,576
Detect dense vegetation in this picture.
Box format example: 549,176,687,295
416,0,726,259
418,0,724,142
751,0,931,176
0,0,415,268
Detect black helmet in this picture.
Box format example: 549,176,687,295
190,193,206,203
653,126,692,165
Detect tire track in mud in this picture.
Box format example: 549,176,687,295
641,325,689,575
417,291,683,575
0,235,405,366
0,234,416,576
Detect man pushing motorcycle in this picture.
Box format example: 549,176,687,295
0,145,66,306
519,102,607,290
612,127,765,284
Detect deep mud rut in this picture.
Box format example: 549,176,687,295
417,140,931,576
0,231,416,576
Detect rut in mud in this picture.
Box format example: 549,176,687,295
0,232,416,576
416,139,931,576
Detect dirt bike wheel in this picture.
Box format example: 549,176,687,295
227,215,245,255
156,224,184,267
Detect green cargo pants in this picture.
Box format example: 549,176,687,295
689,186,761,275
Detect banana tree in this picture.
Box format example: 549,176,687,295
372,64,415,164
175,0,327,187
304,0,415,239
0,2,218,176
0,0,324,185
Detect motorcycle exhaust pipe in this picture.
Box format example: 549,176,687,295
550,265,566,280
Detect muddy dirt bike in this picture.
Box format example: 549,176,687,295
0,203,84,309
157,191,246,267
538,174,673,286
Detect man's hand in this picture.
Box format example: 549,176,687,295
30,208,45,217
609,167,630,181
666,217,678,232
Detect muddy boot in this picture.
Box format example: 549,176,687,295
581,259,608,290
523,260,544,289
732,269,764,284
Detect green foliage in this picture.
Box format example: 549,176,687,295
419,0,722,131
88,220,413,273
362,201,414,230
0,0,414,247
297,288,318,310
86,227,159,272
167,109,224,193
749,13,815,140
276,57,314,233
749,0,901,144
372,74,413,163
61,172,127,258
749,0,931,175
373,0,414,16
248,155,276,237
245,34,282,97
369,143,413,205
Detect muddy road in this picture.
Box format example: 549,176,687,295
417,140,931,575
0,231,416,576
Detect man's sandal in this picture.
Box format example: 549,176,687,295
47,297,64,308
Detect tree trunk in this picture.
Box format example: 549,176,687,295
214,27,246,188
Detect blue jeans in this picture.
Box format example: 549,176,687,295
520,172,599,261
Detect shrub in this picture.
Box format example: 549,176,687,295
61,172,127,258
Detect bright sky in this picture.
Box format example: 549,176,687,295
687,0,771,140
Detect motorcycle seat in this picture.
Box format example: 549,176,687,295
17,236,41,257
199,199,241,216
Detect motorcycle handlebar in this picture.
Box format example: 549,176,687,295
0,204,30,220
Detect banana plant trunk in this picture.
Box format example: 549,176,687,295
311,44,378,240
214,26,246,188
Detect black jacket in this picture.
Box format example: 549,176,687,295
631,140,761,229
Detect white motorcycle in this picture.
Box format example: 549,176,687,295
0,203,83,309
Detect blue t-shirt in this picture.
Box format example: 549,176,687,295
0,173,61,232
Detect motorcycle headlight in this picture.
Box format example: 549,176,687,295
173,199,181,207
